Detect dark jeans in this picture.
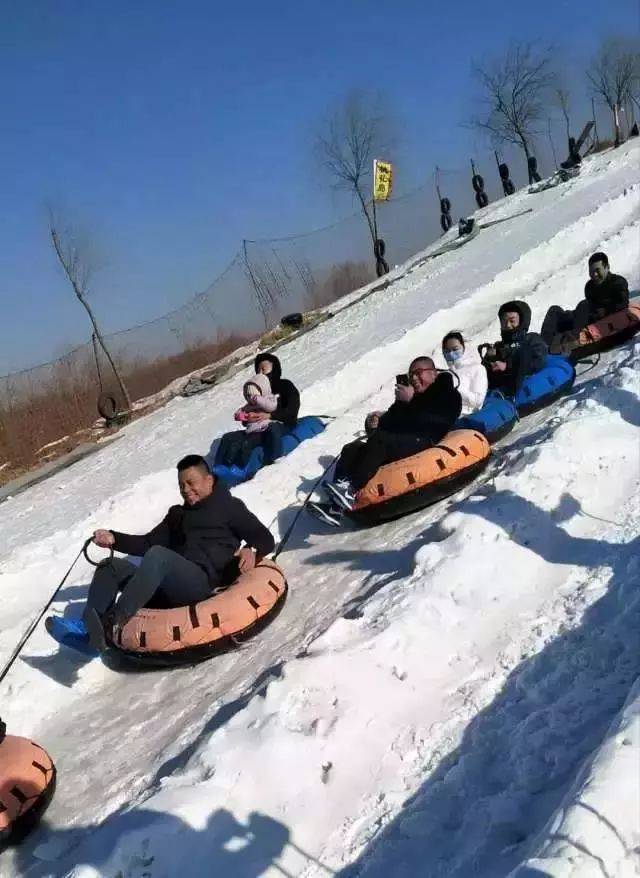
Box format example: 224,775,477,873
335,430,434,491
541,300,593,345
216,422,289,468
262,422,288,464
216,430,262,468
83,546,213,627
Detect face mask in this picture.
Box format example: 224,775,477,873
444,348,463,363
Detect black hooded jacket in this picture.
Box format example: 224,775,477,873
584,272,629,316
110,482,275,585
378,371,462,441
492,301,548,394
253,354,300,428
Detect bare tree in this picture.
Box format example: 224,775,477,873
315,91,394,247
554,83,572,143
587,37,640,146
48,210,132,410
472,42,556,168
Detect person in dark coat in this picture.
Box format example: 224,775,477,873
541,252,630,345
83,454,275,650
483,301,548,398
321,357,462,515
216,353,301,469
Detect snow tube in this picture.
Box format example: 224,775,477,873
548,302,640,362
513,355,575,416
107,559,287,666
456,392,518,443
0,734,56,847
349,429,491,525
213,416,326,487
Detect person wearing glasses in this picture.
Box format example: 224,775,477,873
313,357,461,524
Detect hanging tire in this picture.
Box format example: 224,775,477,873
440,197,451,214
374,238,386,259
504,180,516,196
440,213,452,232
475,190,489,208
527,156,538,174
498,162,510,181
97,392,118,420
472,174,484,193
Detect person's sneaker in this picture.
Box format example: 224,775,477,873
84,607,109,653
308,501,345,527
324,480,357,511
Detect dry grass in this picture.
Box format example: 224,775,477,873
0,259,374,486
0,334,250,484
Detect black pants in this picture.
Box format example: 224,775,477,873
335,431,434,491
541,300,593,345
83,546,213,627
216,430,262,468
216,422,289,468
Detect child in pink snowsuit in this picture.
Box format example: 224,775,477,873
234,373,279,433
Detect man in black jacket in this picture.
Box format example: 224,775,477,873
83,454,275,650
320,357,461,517
484,301,548,397
541,252,630,345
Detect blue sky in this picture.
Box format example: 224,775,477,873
1,0,637,372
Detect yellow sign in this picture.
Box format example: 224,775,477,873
373,159,393,201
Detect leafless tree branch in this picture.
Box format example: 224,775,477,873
587,37,640,145
315,91,394,246
471,42,556,168
48,208,131,409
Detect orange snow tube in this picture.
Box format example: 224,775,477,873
108,559,287,666
0,735,56,847
349,429,491,524
550,301,640,361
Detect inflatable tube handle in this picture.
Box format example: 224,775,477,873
83,537,115,567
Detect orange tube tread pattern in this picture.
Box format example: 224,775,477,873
0,736,55,833
578,302,640,345
550,302,640,354
353,429,491,511
114,559,286,654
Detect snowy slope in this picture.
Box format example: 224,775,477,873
1,141,639,878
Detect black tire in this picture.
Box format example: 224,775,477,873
374,238,386,258
498,162,510,181
504,180,516,196
280,313,303,329
527,156,538,173
475,190,489,208
440,197,451,213
472,174,484,193
97,392,118,420
440,213,452,232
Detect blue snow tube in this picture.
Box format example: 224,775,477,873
513,355,575,416
456,392,518,442
213,416,326,487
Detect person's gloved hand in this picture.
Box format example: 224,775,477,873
395,384,414,403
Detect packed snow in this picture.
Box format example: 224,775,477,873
1,140,639,878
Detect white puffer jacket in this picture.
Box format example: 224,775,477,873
446,345,488,415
